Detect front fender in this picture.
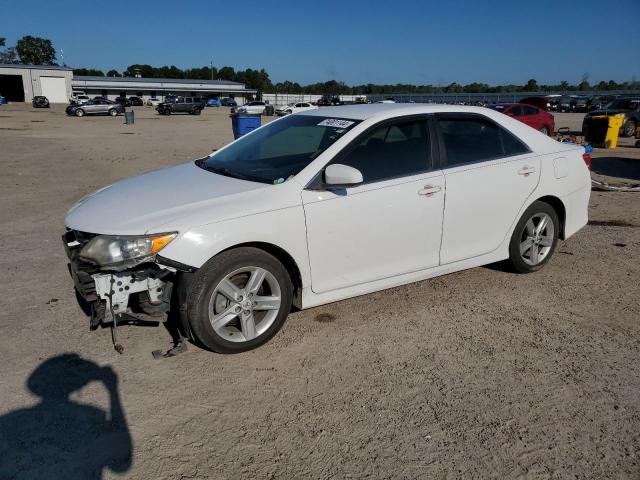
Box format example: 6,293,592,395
158,205,311,287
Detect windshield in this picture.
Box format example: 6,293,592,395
198,115,360,184
605,99,640,110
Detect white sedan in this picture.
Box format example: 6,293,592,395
234,101,266,115
63,104,591,354
276,101,318,116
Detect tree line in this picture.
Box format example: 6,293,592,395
2,36,639,95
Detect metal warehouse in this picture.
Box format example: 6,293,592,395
0,63,256,104
0,64,73,103
71,76,256,103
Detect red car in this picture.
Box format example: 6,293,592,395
489,103,555,136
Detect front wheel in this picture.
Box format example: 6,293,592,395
185,247,293,353
108,109,117,116
507,201,559,273
539,126,549,136
75,109,85,117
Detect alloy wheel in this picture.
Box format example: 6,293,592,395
519,212,555,266
208,266,282,343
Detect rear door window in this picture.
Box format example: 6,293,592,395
436,114,530,167
332,118,431,184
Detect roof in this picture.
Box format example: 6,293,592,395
0,63,72,71
73,75,243,86
302,103,499,120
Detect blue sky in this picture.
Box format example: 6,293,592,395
2,0,639,85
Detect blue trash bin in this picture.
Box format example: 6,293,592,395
231,114,261,139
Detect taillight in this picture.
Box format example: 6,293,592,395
582,153,591,170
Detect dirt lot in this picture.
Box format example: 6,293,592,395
1,104,639,479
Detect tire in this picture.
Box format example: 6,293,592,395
622,120,636,138
507,201,560,273
194,108,201,115
108,109,117,116
185,247,293,353
75,109,85,117
539,126,549,136
286,109,293,114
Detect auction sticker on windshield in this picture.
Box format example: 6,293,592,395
317,119,355,128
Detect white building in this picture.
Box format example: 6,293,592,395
0,63,256,103
0,64,73,103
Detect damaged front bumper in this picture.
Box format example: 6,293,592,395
63,229,188,329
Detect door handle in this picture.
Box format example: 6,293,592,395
518,166,536,176
418,185,442,197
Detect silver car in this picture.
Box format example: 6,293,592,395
65,99,125,117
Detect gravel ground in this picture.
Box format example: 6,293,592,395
0,104,639,479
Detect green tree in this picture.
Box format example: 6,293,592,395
523,78,539,92
15,35,56,65
73,68,105,76
0,37,19,64
218,66,236,81
107,69,120,77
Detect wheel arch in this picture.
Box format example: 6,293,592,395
218,241,304,307
535,195,566,239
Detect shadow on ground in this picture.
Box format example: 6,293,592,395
591,156,640,181
0,354,132,479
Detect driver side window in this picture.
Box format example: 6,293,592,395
333,118,431,184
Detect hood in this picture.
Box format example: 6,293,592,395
65,161,271,235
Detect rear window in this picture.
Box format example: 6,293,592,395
437,115,530,166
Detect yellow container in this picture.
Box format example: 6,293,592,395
605,114,624,149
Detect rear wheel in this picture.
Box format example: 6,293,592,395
539,126,549,136
622,120,636,138
508,201,559,273
75,109,85,117
186,247,293,353
108,109,117,116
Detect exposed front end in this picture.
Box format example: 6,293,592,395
62,229,187,329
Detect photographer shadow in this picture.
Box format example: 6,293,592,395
0,354,132,480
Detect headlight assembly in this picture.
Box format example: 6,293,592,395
79,232,177,267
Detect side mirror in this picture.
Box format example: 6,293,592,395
324,164,363,187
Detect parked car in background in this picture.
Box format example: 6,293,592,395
147,97,161,106
573,96,589,113
583,96,640,137
65,98,124,117
221,97,237,107
234,101,267,115
207,98,221,107
32,96,50,108
70,93,90,104
588,95,619,112
317,95,343,106
156,96,204,115
488,103,555,135
128,96,144,106
114,96,131,107
555,96,574,113
0,95,6,105
275,101,318,116
63,104,590,354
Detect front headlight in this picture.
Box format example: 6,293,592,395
79,232,177,267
